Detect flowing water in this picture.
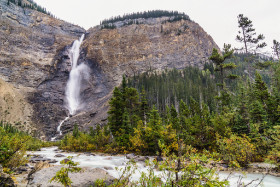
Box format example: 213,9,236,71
29,147,280,186
65,34,85,115
52,34,87,140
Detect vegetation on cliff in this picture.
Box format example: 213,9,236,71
7,0,52,16
100,10,190,29
101,10,190,25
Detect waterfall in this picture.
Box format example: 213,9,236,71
66,34,85,115
52,34,86,140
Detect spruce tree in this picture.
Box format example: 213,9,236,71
236,14,267,53
108,87,124,137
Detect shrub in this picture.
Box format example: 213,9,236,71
216,134,256,167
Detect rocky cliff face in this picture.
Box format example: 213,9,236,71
0,2,218,139
0,1,85,138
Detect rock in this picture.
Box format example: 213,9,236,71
0,172,15,187
104,157,113,160
221,164,229,169
135,156,149,162
54,154,66,157
104,166,114,170
28,166,115,187
126,153,136,159
0,0,218,139
29,157,51,163
48,159,58,164
27,161,51,182
15,166,29,174
84,152,95,156
156,156,163,162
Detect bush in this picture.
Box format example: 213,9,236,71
216,134,256,167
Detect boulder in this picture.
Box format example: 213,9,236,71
27,166,115,187
126,153,136,159
156,156,163,162
0,164,15,186
104,166,114,170
54,154,66,158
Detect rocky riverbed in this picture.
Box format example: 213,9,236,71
7,147,280,186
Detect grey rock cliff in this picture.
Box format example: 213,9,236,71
0,2,218,139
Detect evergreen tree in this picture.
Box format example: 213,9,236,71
145,106,163,154
209,44,236,90
108,87,124,137
234,86,250,134
139,87,149,122
72,124,79,138
272,40,280,60
236,14,267,53
210,44,237,110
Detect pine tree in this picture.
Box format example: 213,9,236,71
209,44,236,90
210,44,237,110
272,40,280,60
236,14,267,53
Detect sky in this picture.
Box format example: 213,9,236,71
34,0,280,55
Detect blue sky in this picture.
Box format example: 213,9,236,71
34,0,280,55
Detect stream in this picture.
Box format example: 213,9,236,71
28,147,280,186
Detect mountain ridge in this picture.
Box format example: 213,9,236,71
0,1,219,139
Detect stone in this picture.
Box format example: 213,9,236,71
54,154,66,157
28,166,114,187
126,153,136,159
104,166,114,170
156,156,163,162
0,0,218,140
29,157,51,163
0,172,15,187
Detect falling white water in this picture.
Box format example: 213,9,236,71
65,34,86,115
52,34,88,140
57,116,69,136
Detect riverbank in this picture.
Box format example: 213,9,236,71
12,147,280,186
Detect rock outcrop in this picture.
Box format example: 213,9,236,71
0,1,84,137
0,2,218,139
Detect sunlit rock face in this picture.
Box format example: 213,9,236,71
0,2,218,139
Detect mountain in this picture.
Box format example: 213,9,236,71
0,2,218,139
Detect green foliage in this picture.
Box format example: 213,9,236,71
128,66,217,113
216,134,256,167
158,144,228,186
0,121,47,172
272,39,280,60
60,58,280,170
236,14,267,53
50,156,81,187
60,125,111,152
100,10,190,26
7,0,53,16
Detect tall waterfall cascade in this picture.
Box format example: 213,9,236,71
52,34,86,140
